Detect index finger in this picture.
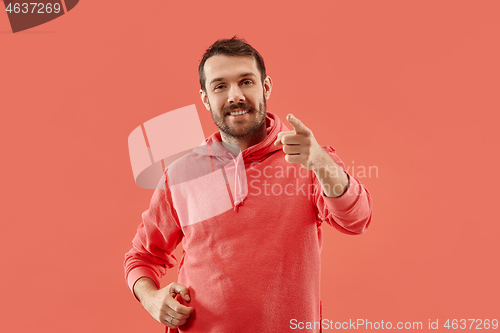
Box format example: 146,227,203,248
287,114,310,134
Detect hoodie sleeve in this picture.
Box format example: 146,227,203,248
312,146,373,235
123,174,183,300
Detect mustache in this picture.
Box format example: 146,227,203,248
224,102,256,115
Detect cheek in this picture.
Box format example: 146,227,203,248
214,100,225,112
249,95,262,107
250,88,265,103
207,95,223,111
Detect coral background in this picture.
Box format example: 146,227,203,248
1,1,499,332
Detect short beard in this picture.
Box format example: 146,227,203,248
209,96,267,140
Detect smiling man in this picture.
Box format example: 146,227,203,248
124,37,372,332
201,53,270,151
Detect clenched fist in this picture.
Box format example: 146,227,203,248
135,278,194,329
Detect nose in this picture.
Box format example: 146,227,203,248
227,84,245,104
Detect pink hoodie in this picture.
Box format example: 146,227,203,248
124,112,372,332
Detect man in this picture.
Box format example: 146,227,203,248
124,37,372,332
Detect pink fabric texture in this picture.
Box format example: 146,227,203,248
124,112,372,332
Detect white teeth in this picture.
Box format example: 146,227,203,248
229,110,248,116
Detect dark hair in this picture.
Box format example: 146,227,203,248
198,36,267,92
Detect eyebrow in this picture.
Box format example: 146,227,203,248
209,72,257,86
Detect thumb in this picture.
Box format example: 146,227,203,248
170,283,191,302
274,132,285,146
274,130,295,146
182,293,191,302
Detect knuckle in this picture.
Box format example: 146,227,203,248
167,283,177,293
159,303,168,312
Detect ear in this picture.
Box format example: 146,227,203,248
200,89,211,111
263,76,273,100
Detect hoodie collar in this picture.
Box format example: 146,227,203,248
201,111,289,163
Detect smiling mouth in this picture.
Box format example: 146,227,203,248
227,109,250,116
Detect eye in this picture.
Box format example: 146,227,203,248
214,85,225,91
241,80,253,86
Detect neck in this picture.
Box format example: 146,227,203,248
220,124,267,152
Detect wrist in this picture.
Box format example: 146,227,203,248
312,157,349,198
310,149,336,173
134,277,158,306
311,154,340,177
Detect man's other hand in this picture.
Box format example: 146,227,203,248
134,278,194,329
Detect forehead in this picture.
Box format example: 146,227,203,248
204,55,260,82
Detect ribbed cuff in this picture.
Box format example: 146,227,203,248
322,172,360,213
